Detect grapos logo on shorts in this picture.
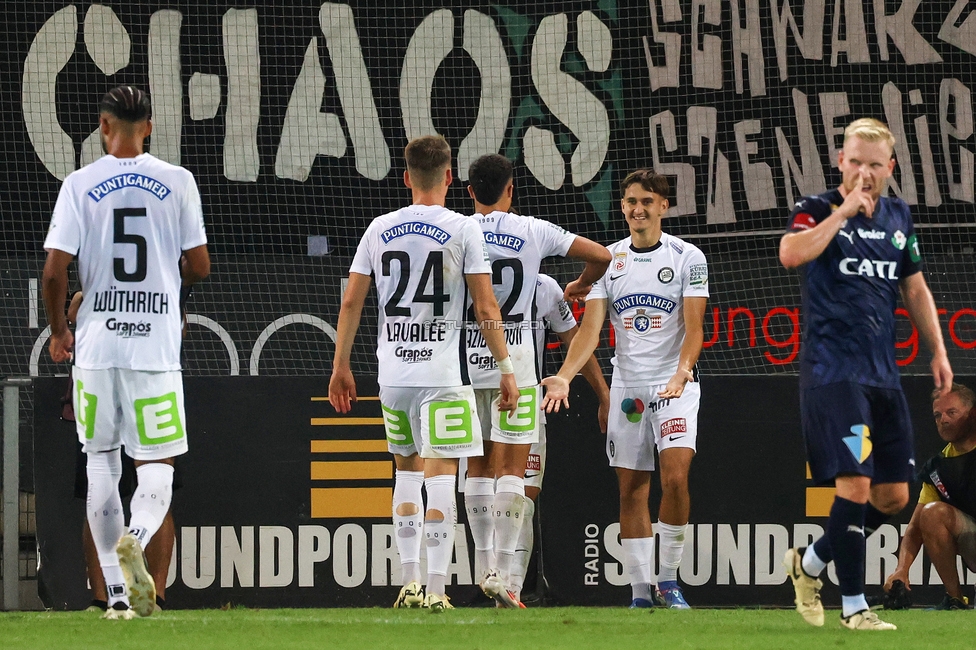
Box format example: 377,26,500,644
135,392,185,445
501,388,537,433
75,380,98,440
382,404,414,447
429,400,474,446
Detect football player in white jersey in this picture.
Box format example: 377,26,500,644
42,86,210,619
542,169,708,609
508,274,610,603
462,154,611,607
329,136,518,613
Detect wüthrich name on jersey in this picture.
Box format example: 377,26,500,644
91,288,171,314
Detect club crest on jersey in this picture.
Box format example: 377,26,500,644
381,221,450,245
483,231,525,252
613,252,627,272
658,267,674,283
87,174,171,202
891,230,907,250
611,293,676,315
624,309,661,333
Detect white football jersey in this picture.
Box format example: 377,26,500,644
43,153,207,371
464,211,576,388
588,233,708,386
350,204,490,387
534,274,576,373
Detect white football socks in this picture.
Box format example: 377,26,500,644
393,470,425,585
127,463,174,549
621,536,655,602
492,475,525,585
424,475,457,596
464,476,496,582
86,449,127,606
510,496,536,597
657,522,687,583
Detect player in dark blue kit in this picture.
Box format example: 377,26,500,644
779,118,953,631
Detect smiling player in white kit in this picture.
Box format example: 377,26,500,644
542,169,708,609
42,86,210,619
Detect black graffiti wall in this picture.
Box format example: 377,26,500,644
2,1,975,380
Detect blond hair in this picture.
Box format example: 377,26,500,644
844,118,895,151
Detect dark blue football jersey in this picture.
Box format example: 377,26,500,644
786,189,923,390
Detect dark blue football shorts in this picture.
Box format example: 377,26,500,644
800,381,915,486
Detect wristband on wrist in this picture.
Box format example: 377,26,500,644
497,356,515,375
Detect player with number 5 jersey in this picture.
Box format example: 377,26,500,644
329,136,518,613
42,86,210,620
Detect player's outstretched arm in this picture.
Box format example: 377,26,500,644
41,249,74,362
564,237,611,302
884,503,924,592
466,272,518,414
780,176,871,269
329,272,371,413
900,272,952,392
557,326,610,433
659,296,707,399
542,298,607,413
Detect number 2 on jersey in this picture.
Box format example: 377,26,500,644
381,250,449,317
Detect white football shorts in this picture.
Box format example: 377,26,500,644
606,382,700,471
72,366,188,461
379,385,483,459
473,385,541,445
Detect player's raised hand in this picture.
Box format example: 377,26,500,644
328,368,357,413
540,375,570,412
658,368,693,399
563,279,592,304
840,174,875,218
497,373,519,415
48,328,74,363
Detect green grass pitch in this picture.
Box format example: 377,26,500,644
0,607,969,650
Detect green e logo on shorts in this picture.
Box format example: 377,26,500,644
428,400,474,446
382,404,414,447
75,380,97,440
135,392,185,445
501,388,537,433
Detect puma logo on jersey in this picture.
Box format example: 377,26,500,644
837,230,855,245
